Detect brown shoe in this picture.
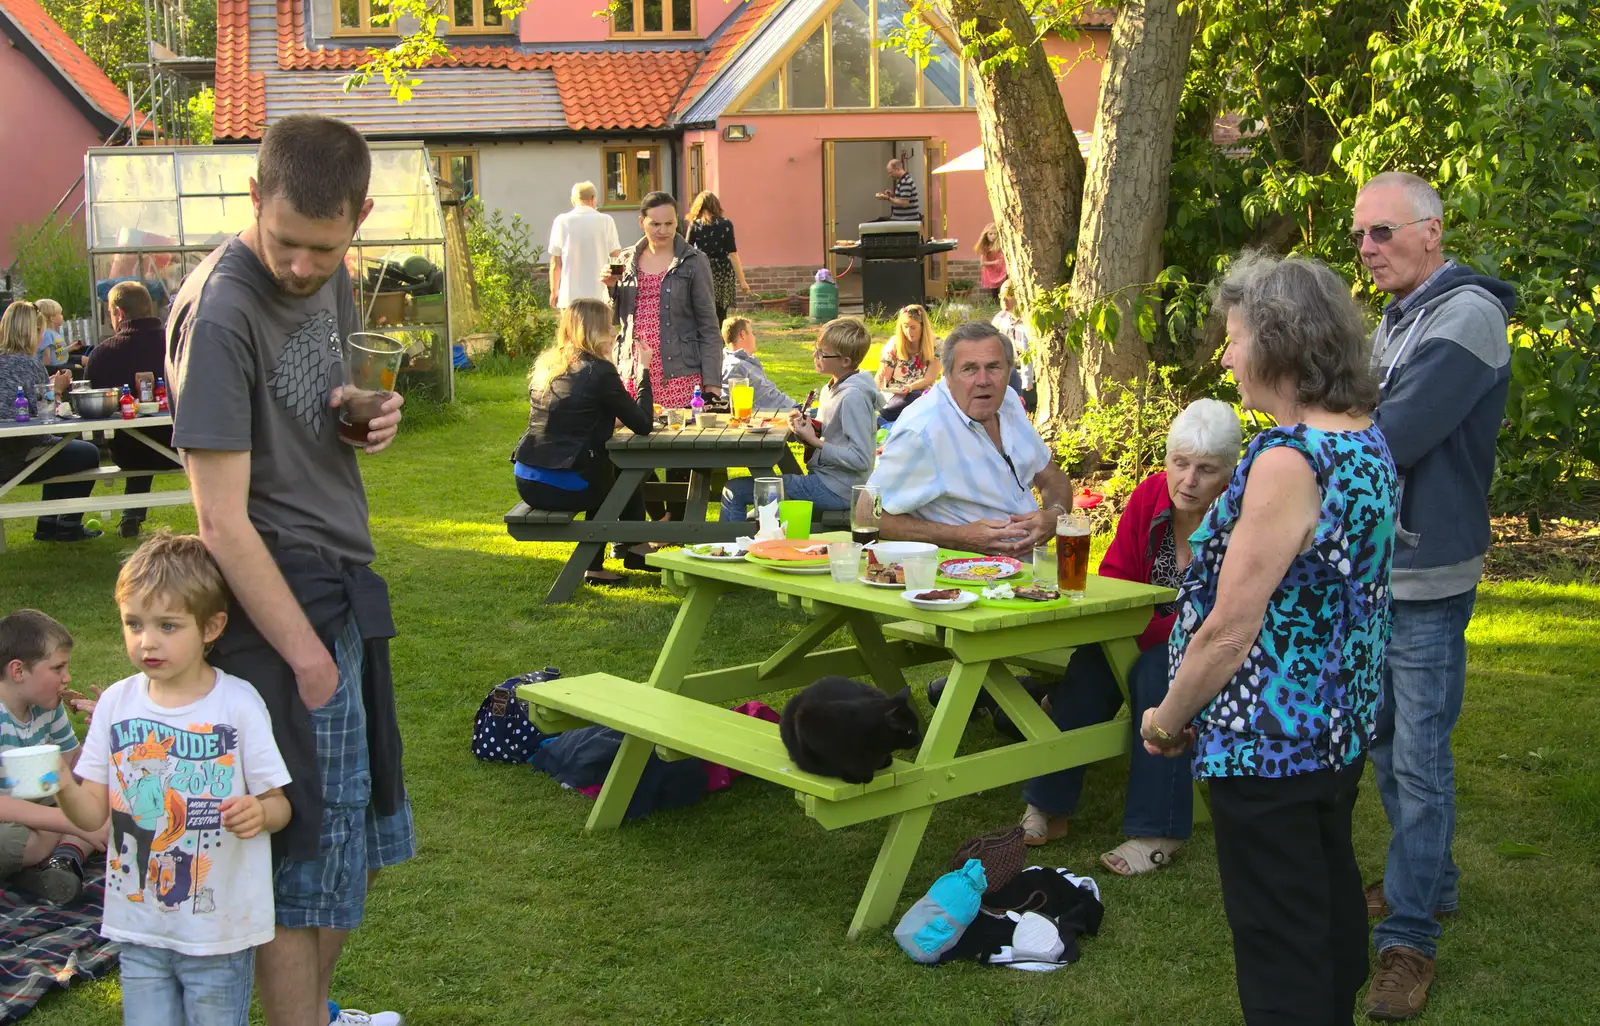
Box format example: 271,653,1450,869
1019,805,1069,847
1364,946,1435,1021
1365,880,1457,921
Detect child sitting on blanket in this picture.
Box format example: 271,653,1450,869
720,317,883,522
57,533,292,1025
0,610,105,905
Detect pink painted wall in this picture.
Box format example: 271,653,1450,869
0,41,98,267
519,0,733,43
712,30,1110,269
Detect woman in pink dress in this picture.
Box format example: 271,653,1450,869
975,223,1008,302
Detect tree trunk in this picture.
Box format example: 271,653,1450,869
1056,0,1198,431
935,0,1085,432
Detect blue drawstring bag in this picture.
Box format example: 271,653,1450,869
894,858,988,964
471,669,559,763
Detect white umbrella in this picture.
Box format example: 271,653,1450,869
932,130,1094,174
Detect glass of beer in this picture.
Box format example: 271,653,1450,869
729,374,754,421
1056,512,1091,599
339,332,405,447
851,484,881,545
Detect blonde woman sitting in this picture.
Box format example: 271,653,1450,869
874,303,941,423
512,298,655,584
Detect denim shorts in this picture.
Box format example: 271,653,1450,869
274,617,416,931
119,943,254,1026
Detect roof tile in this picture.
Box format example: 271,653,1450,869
213,0,265,140
0,0,147,131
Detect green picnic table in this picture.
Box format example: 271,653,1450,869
517,532,1177,937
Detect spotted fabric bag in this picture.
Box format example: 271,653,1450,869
471,670,559,763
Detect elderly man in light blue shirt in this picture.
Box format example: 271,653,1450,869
867,321,1073,557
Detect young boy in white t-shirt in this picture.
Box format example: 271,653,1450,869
58,532,291,1025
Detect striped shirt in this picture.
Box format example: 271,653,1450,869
890,172,922,222
0,702,79,796
868,380,1049,524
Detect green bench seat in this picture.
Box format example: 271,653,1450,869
517,673,883,803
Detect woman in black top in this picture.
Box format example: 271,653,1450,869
513,299,654,584
684,191,750,325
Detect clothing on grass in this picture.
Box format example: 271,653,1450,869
0,862,120,1023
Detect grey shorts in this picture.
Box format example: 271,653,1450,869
0,821,33,878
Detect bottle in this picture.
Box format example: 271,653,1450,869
690,387,704,416
154,377,169,412
12,386,28,422
119,384,136,420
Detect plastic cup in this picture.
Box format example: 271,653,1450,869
2,744,62,799
779,500,813,539
753,477,784,509
339,332,404,447
1033,541,1058,589
828,541,860,583
731,382,754,421
667,408,689,429
902,552,938,591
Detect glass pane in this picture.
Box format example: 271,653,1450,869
831,0,871,108
179,196,253,245
923,35,960,106
743,72,779,110
91,152,176,202
787,25,826,109
339,0,359,29
484,0,501,25
966,67,975,106
643,0,661,32
613,0,633,32
688,146,702,197
671,0,690,31
454,0,473,25
876,0,918,107
177,150,254,195
606,151,627,203
450,156,476,199
635,150,656,197
91,202,181,249
94,251,181,316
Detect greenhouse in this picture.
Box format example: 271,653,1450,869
83,141,454,398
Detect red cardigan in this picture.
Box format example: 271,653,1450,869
1098,471,1178,651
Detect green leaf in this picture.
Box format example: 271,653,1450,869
1496,840,1550,859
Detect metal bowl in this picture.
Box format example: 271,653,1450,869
67,387,118,419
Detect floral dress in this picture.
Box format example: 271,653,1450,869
625,270,701,409
879,350,927,391
686,217,738,311
1170,423,1397,780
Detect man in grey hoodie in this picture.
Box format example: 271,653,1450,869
719,317,881,521
1354,172,1515,1021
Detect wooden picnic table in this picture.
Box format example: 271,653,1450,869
505,411,809,603
517,532,1177,937
0,414,188,552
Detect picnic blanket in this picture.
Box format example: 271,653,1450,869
0,865,117,1023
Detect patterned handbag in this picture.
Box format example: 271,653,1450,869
470,670,559,763
950,825,1027,894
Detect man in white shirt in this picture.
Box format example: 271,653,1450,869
867,321,1072,557
547,182,621,308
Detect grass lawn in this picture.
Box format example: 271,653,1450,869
4,316,1597,1025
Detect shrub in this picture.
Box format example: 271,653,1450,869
7,214,90,318
463,199,553,357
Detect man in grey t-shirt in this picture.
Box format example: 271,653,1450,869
166,115,410,1026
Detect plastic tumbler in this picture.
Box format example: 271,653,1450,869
828,541,860,583
339,333,405,447
779,500,813,539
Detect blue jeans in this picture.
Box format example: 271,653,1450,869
1370,589,1476,958
119,943,254,1026
1021,644,1193,839
719,472,849,523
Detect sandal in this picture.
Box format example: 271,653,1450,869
1020,805,1069,847
1100,837,1183,876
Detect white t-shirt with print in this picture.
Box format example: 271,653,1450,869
75,669,291,956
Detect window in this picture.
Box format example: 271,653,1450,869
688,143,705,199
601,145,662,208
335,0,509,33
736,0,973,112
430,149,477,201
610,0,693,37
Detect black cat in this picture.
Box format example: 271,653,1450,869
779,677,922,784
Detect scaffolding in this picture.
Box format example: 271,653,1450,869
126,0,215,147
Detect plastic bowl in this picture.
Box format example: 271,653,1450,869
864,541,938,561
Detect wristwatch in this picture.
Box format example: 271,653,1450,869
1046,502,1069,518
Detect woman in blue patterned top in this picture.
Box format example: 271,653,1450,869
1141,253,1397,1026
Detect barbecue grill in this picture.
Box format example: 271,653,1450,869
830,222,958,315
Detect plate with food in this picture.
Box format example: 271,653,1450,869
685,542,748,561
938,555,1025,583
745,555,832,574
748,539,831,564
977,581,1073,608
859,561,906,587
901,588,979,611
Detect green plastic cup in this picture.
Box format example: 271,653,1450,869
779,500,813,539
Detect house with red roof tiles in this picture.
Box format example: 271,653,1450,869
212,0,1115,295
0,0,145,265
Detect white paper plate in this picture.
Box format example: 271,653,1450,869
684,544,748,562
901,589,980,611
858,575,906,589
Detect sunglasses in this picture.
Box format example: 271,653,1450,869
1348,217,1430,249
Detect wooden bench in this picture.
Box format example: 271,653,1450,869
518,673,899,805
